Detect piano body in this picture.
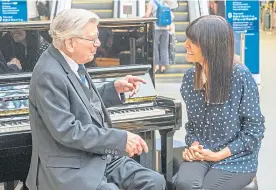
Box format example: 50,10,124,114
0,18,182,189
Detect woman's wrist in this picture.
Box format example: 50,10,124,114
215,147,232,161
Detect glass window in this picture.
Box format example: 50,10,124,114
0,21,152,74
0,29,50,74
86,25,148,69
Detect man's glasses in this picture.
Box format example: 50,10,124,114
76,36,100,46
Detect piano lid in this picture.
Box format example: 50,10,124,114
0,16,156,117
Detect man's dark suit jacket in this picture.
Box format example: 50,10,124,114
26,45,127,190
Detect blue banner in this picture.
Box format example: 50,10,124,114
226,0,260,75
0,0,27,22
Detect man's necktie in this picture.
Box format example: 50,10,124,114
77,64,87,85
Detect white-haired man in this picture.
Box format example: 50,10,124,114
26,9,166,190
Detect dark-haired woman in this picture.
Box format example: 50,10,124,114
174,15,265,190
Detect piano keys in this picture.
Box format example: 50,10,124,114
0,104,171,133
0,118,29,133
110,106,167,122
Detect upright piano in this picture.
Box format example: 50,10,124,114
0,18,182,189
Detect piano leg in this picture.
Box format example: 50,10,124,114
136,131,156,171
3,181,17,190
159,129,175,190
21,181,29,190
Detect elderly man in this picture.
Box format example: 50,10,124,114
26,9,166,190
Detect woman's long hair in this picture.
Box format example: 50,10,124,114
186,15,234,104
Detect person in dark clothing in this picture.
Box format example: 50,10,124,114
0,50,22,74
0,50,10,73
0,32,21,74
0,30,49,72
216,1,226,17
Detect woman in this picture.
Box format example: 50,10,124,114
174,15,265,190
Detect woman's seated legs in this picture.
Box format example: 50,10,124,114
174,161,210,190
174,161,256,190
202,168,256,190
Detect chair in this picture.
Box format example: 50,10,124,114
242,177,258,190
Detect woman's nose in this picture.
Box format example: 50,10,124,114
184,40,189,49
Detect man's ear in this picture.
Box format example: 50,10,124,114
64,38,74,53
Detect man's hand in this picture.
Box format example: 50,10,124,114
125,131,149,157
7,58,22,70
114,75,146,97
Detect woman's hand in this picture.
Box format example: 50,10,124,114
193,148,221,162
191,147,232,162
182,141,204,162
183,148,205,162
182,142,232,162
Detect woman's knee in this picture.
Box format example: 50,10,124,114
174,175,202,190
173,161,208,189
174,164,205,190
